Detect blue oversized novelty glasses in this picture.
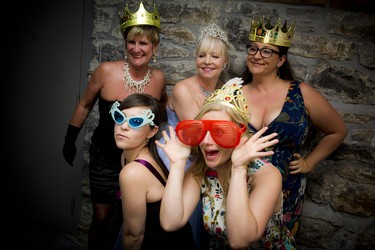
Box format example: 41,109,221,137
109,101,155,128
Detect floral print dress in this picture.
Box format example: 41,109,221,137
247,81,309,236
201,159,296,249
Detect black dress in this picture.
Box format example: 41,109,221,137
114,159,196,250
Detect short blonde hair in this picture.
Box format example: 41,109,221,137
122,25,160,47
195,36,229,65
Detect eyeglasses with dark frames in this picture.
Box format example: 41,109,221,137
246,45,280,58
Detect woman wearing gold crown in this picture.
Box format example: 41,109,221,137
157,79,296,249
241,17,347,239
62,2,167,249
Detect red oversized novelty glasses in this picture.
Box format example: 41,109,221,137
175,120,247,148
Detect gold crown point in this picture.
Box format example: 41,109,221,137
249,16,295,47
120,2,160,33
204,77,251,123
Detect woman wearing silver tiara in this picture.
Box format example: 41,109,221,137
156,23,230,249
62,2,166,249
241,17,347,240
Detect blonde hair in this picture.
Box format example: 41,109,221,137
195,36,229,66
123,25,160,47
190,102,251,197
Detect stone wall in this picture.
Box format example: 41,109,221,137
77,0,375,249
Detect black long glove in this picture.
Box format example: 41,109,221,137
62,125,81,166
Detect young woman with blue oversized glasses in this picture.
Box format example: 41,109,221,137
111,93,195,250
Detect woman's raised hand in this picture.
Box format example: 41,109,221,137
156,126,191,165
231,127,279,167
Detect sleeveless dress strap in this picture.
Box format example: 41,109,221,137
134,159,166,186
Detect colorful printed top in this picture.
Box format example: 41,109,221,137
201,159,296,249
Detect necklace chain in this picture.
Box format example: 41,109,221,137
123,62,151,93
199,85,213,98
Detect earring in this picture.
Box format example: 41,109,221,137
124,51,127,61
153,54,157,63
223,63,228,70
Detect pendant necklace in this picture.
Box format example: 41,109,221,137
123,62,151,93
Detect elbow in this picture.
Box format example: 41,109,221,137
160,211,186,232
337,122,348,142
229,241,249,250
227,230,262,249
229,238,258,250
123,232,143,247
160,219,182,232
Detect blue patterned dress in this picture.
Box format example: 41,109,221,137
247,81,309,236
201,159,296,249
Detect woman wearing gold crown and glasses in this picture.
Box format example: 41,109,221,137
241,17,347,239
156,23,230,249
157,79,296,249
62,2,167,249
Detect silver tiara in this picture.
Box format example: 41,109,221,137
198,23,229,47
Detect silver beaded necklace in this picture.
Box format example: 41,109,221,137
199,85,213,98
123,62,151,93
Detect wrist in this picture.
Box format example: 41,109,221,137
170,158,187,167
231,165,248,174
65,124,81,141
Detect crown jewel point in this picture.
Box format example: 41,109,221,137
204,77,251,123
120,2,160,33
249,17,295,47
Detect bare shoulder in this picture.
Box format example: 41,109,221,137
172,77,195,97
91,61,122,80
171,79,195,110
150,66,165,77
120,161,149,183
96,60,122,71
149,67,166,91
299,81,324,98
255,162,282,182
299,81,333,109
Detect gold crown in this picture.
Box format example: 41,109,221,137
249,17,295,47
204,77,251,123
198,23,229,47
119,2,160,33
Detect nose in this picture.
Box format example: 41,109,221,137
133,42,141,52
253,49,262,58
201,131,214,145
120,121,130,130
204,55,212,64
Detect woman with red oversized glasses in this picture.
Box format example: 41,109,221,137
157,82,296,249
